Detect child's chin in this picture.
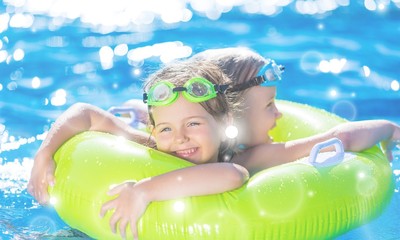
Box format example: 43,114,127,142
184,157,204,165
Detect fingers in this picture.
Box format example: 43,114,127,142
122,218,139,240
100,202,140,240
27,179,50,205
47,172,56,187
27,181,34,196
28,155,56,205
101,183,128,217
382,138,400,162
100,199,114,218
101,181,140,239
119,218,129,239
130,218,139,240
39,188,50,205
109,210,120,234
108,210,130,238
109,213,138,240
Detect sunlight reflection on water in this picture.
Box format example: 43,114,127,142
0,0,399,239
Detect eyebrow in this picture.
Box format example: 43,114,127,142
154,116,209,128
268,93,276,101
154,122,168,129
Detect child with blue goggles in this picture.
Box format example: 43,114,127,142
193,47,400,174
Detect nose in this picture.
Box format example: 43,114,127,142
175,127,189,144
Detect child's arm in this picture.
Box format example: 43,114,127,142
233,120,400,174
100,162,249,240
28,102,153,205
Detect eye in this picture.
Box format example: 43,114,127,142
187,122,200,127
266,99,276,108
159,127,171,133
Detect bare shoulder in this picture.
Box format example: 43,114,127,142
231,142,287,173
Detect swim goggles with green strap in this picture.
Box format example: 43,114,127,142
143,77,229,106
229,59,285,92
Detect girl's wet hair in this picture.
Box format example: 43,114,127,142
143,59,236,161
192,47,269,86
192,47,269,113
192,47,271,153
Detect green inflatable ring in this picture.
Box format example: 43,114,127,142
49,100,394,239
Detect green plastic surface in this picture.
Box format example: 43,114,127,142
50,100,394,239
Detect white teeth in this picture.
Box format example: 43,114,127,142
176,148,196,155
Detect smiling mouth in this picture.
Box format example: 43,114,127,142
174,147,198,158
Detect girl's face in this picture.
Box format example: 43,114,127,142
238,86,282,147
151,95,223,164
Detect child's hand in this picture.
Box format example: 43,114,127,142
381,123,400,162
27,151,56,205
100,180,150,240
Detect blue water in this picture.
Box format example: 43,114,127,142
1,0,399,239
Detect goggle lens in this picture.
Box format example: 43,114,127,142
228,59,284,92
188,81,209,97
259,60,283,87
184,77,216,102
152,83,172,101
144,77,227,106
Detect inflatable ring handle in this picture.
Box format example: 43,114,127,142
108,106,140,128
308,138,344,167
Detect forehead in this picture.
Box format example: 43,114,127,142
151,95,215,124
243,86,276,104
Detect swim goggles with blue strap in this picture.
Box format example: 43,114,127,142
143,59,284,106
143,77,229,106
229,59,285,92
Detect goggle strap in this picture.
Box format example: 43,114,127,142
172,86,187,92
214,84,230,94
228,63,285,92
228,76,265,92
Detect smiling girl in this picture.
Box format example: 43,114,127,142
99,60,249,239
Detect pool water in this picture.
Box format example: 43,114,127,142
1,0,399,239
